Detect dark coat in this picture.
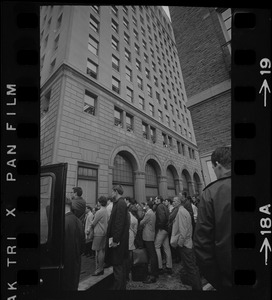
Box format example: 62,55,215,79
155,203,169,231
183,198,196,231
193,171,231,289
105,196,130,266
71,196,86,224
62,212,85,290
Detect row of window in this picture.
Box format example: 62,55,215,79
91,5,174,43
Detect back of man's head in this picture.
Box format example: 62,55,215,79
113,185,124,195
72,187,83,197
211,146,231,169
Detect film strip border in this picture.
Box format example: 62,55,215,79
1,3,271,300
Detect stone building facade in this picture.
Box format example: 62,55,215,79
170,7,231,185
40,6,203,207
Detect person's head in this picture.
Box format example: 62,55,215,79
112,185,124,199
163,198,172,207
71,187,83,199
211,146,231,179
155,195,163,205
86,205,92,213
128,205,138,219
187,196,193,204
98,196,107,207
172,195,181,208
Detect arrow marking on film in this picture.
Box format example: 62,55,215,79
260,237,271,265
259,79,271,107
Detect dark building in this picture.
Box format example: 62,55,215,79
170,7,231,185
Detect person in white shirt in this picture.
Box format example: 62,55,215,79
84,205,94,257
106,196,113,218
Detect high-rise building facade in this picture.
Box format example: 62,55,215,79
40,5,203,207
170,7,231,185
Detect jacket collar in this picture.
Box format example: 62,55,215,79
203,170,231,191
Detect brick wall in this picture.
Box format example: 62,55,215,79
189,91,231,154
170,7,230,99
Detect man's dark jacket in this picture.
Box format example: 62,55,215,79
71,196,86,224
155,203,169,231
105,196,130,266
62,212,85,290
193,171,231,290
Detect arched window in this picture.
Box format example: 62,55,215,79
145,161,159,199
181,171,189,194
193,173,201,195
166,168,176,197
113,154,134,197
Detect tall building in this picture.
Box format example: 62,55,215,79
40,5,203,207
170,7,231,185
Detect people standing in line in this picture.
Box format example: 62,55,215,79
170,195,202,291
140,199,159,283
91,196,109,276
163,197,174,213
71,187,86,225
62,197,85,290
194,147,232,290
105,185,130,290
154,196,173,275
188,196,198,224
84,205,94,257
180,191,196,233
192,194,200,207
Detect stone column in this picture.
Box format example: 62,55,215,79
158,175,168,199
175,179,183,195
187,180,195,196
108,166,114,195
134,171,146,204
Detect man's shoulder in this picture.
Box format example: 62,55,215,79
203,175,231,192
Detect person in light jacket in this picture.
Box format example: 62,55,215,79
84,205,94,257
140,199,159,284
91,196,109,276
171,195,202,290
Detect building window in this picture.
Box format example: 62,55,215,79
125,66,132,82
164,98,168,110
131,6,136,14
150,48,154,57
136,59,141,71
156,91,160,103
126,114,134,132
142,39,147,49
41,90,51,115
123,17,129,29
88,35,99,55
139,96,145,110
112,55,120,72
84,90,97,115
57,13,62,29
186,118,190,127
126,87,133,103
179,124,182,134
54,34,59,51
184,105,187,113
150,126,156,143
125,48,131,62
168,136,173,147
50,59,56,73
159,69,163,79
142,122,148,139
184,128,187,137
168,89,172,99
141,26,146,36
112,36,119,51
174,95,177,104
147,85,152,97
124,31,130,45
132,16,137,26
181,144,185,156
170,104,174,115
135,43,140,55
152,61,156,72
77,163,98,208
111,19,119,33
154,76,158,87
218,8,232,41
177,109,180,119
144,52,149,63
182,114,185,123
87,59,98,79
166,76,169,85
166,115,170,127
114,107,123,127
123,6,128,14
173,120,177,131
158,57,161,65
112,77,120,94
145,68,150,79
91,6,99,14
158,110,163,122
137,76,143,90
133,29,139,40
149,36,153,45
149,103,154,117
162,133,167,147
89,14,99,32
111,6,118,17
189,132,192,140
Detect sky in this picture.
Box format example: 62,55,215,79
162,6,171,21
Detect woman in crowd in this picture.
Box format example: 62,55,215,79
91,196,109,276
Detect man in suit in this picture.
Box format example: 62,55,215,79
105,185,130,289
62,197,85,290
140,199,159,283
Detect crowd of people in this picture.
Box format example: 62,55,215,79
63,146,231,291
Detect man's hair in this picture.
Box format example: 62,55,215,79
156,195,164,203
182,191,187,198
72,187,83,197
86,205,92,210
112,184,124,195
173,195,182,205
98,196,108,207
211,146,231,169
107,196,113,202
125,197,136,205
146,199,153,209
